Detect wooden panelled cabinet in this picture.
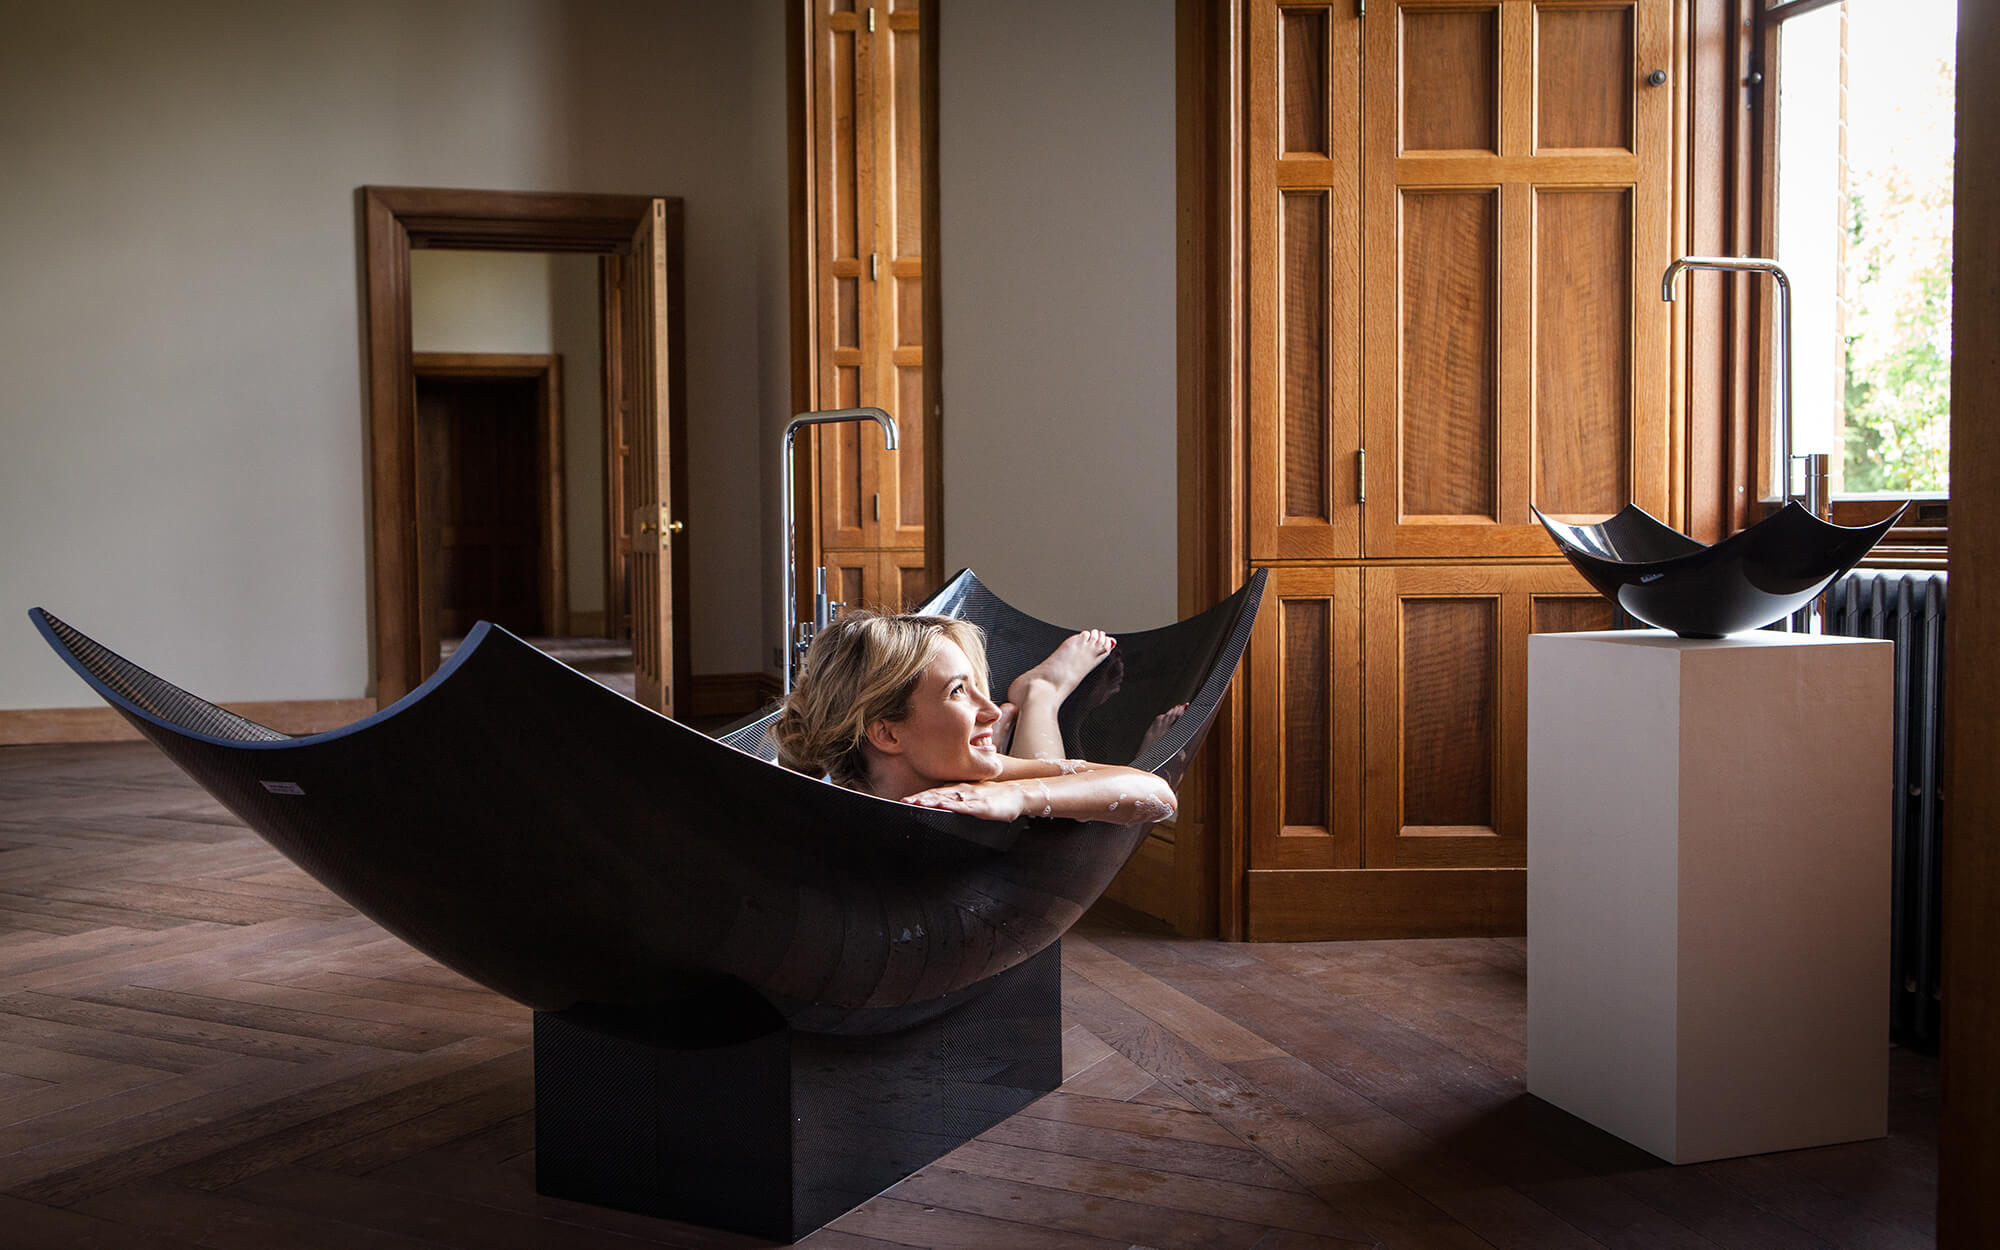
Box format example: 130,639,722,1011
808,0,930,611
1239,0,1674,937
820,547,932,615
1246,562,1613,938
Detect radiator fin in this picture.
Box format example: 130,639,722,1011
1824,569,1946,1051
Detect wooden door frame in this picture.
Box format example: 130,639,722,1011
599,260,629,642
411,352,569,641
360,186,688,706
1176,0,1251,939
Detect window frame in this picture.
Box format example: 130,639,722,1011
1750,0,1951,557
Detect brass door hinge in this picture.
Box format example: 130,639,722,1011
1357,449,1367,504
868,6,876,32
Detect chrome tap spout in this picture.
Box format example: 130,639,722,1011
780,408,901,694
1661,256,1796,510
1664,256,1822,629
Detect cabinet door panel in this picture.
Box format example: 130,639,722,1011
1536,5,1635,152
1534,187,1635,516
1363,0,1671,557
1530,592,1617,636
881,357,925,548
875,6,926,550
1281,6,1331,156
1401,6,1500,154
1365,568,1508,868
820,549,934,616
1362,563,1603,869
879,549,932,613
1283,190,1332,524
1247,566,1362,870
1249,0,1361,560
1399,595,1499,832
815,4,877,551
816,402,878,551
1399,187,1501,522
821,549,873,617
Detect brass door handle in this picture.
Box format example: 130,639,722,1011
639,521,658,533
668,520,685,533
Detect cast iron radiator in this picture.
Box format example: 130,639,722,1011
1822,568,1947,1051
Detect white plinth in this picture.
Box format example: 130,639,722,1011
1526,629,1892,1164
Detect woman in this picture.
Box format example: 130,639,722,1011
775,612,1178,824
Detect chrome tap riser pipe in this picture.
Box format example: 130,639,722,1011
781,408,899,695
1662,257,1795,509
1663,256,1811,629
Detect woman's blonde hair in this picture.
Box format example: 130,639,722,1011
775,611,990,791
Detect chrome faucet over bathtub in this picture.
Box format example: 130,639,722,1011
780,407,899,694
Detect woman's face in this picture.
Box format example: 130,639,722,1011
889,637,1004,787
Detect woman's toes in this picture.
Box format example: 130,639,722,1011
1010,630,1121,704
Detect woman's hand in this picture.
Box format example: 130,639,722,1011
907,765,1177,826
904,780,1028,822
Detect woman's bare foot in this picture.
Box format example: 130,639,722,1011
1009,630,1117,706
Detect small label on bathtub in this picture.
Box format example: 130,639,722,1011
260,780,306,796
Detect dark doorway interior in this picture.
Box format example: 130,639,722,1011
418,374,547,638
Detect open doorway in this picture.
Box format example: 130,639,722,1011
361,188,686,715
406,347,634,695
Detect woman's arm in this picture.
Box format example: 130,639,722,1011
903,757,1176,824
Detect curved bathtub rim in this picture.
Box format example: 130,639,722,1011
30,564,1266,827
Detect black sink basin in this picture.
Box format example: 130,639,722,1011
1534,501,1907,638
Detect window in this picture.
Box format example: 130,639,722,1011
1765,0,1956,502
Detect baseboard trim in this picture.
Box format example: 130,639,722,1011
0,699,379,747
686,673,781,720
4,674,780,746
1245,867,1526,940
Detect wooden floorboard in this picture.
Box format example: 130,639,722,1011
0,741,1941,1248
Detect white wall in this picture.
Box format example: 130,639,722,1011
0,0,787,709
750,0,796,679
937,0,1179,632
408,250,607,618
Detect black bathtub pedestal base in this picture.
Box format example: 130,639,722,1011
532,943,1064,1242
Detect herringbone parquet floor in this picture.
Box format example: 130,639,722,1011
0,741,1939,1248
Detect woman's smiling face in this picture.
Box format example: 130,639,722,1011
888,638,1004,788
